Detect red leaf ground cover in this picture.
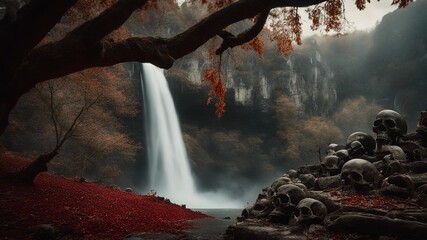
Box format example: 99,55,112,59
339,191,420,210
0,154,208,239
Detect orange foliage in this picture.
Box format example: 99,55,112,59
324,0,344,32
355,0,368,10
202,68,226,118
269,8,302,55
240,36,265,57
392,0,413,8
306,6,322,31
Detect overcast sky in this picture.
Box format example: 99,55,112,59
301,0,401,37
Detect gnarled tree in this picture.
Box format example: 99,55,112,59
0,0,412,136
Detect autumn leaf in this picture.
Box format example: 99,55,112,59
202,68,226,118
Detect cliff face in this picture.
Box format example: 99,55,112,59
166,41,337,120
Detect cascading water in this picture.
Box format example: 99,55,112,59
141,63,197,203
140,63,242,208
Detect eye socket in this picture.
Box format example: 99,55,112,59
385,119,397,128
350,173,362,182
253,203,266,211
278,195,290,204
301,207,311,216
373,119,382,127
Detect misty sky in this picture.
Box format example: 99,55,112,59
301,0,400,37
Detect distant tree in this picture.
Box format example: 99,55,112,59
6,65,139,184
275,93,304,161
0,0,412,134
275,93,343,162
301,116,343,159
332,96,383,137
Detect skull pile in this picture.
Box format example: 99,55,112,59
242,109,427,228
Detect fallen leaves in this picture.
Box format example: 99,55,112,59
0,154,207,239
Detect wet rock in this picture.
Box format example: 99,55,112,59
225,219,307,240
28,224,56,240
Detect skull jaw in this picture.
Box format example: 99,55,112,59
268,206,295,224
376,131,393,145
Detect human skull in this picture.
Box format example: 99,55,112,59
299,174,316,189
292,182,308,191
346,132,376,154
321,155,340,176
381,154,404,176
380,174,414,198
241,198,273,219
287,169,298,180
335,149,349,160
373,110,407,145
269,184,306,224
294,198,327,224
348,141,365,156
268,177,292,197
341,158,380,192
327,143,338,155
376,145,407,161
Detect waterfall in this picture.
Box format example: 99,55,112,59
141,63,197,204
140,63,242,208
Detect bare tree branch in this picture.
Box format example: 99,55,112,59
215,10,269,55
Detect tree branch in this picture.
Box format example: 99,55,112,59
71,0,149,42
0,0,329,135
0,0,78,82
215,10,269,55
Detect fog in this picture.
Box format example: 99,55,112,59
170,0,427,206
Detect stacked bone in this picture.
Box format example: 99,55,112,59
238,110,427,239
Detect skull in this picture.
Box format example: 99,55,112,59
299,174,316,189
376,145,407,161
346,132,376,154
241,198,273,219
269,184,306,224
348,141,365,157
327,143,345,155
335,149,350,162
321,155,340,176
287,169,298,180
373,110,407,146
380,174,414,198
294,198,327,224
268,177,292,197
341,158,380,192
292,182,308,191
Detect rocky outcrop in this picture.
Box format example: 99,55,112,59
165,40,336,117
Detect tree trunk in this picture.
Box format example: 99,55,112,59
18,150,58,184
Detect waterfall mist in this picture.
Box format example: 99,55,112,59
140,63,244,208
